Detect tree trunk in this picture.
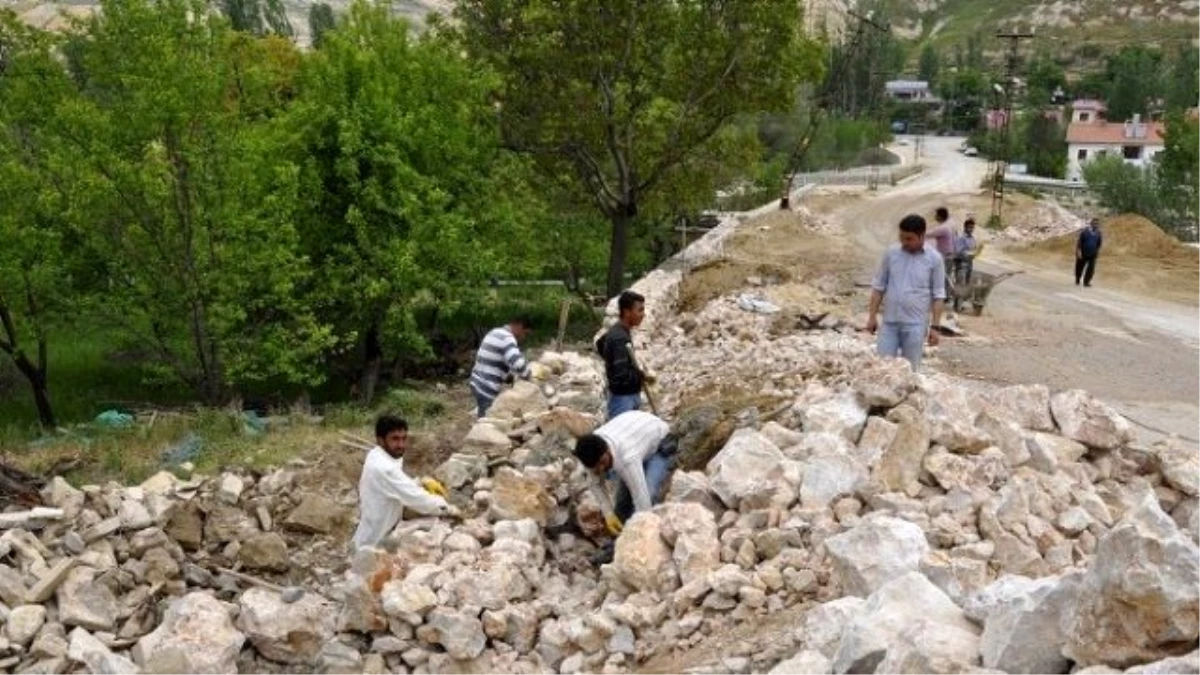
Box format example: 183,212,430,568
359,323,383,404
605,210,632,299
10,349,55,429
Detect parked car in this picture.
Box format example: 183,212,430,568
963,146,979,157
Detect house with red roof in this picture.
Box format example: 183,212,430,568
1066,110,1165,182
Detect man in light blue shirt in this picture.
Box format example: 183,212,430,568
866,214,946,370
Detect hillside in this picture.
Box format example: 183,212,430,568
884,0,1198,49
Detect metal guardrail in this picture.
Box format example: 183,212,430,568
1004,173,1090,195
792,164,921,187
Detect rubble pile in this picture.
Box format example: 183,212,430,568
0,220,1196,675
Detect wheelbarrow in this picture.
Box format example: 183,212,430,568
952,270,1023,316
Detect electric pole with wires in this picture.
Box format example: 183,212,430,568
779,8,890,209
989,30,1034,227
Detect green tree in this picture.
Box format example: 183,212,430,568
1105,46,1164,120
919,43,940,83
1165,47,1199,112
1156,113,1199,239
286,2,542,400
451,0,823,297
0,14,77,426
307,3,336,48
1021,113,1066,179
1025,49,1065,105
47,0,330,402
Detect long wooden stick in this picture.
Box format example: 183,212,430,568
624,343,659,415
555,299,571,352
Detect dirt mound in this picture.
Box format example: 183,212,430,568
678,259,792,313
1020,214,1199,267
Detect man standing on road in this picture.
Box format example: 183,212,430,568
1075,218,1103,287
925,206,957,304
596,291,653,419
352,415,460,550
866,214,946,370
469,316,533,418
573,410,677,564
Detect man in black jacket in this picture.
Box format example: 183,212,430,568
1075,218,1103,287
596,291,651,419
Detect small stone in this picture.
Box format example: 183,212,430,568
67,628,139,674
217,474,245,504
6,605,46,645
239,532,289,572
284,494,346,534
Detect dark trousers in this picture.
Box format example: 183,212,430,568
1075,255,1097,285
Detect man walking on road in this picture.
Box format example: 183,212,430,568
469,316,533,418
866,214,946,370
596,291,653,419
926,206,957,304
1075,218,1103,287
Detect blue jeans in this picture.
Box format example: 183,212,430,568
877,321,926,370
472,386,494,419
613,437,678,522
607,393,641,420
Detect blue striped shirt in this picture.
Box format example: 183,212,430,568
469,327,530,400
872,244,946,324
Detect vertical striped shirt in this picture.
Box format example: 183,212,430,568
595,411,670,513
872,244,946,324
469,327,531,400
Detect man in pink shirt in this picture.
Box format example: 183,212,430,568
926,206,957,304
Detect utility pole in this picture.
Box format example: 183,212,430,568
989,30,1034,228
779,9,890,209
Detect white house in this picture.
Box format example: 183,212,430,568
1065,114,1165,182
885,80,936,102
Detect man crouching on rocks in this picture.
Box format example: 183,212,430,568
352,415,460,550
573,410,678,565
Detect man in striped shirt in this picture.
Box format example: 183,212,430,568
469,316,533,418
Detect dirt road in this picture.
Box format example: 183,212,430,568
828,136,1199,447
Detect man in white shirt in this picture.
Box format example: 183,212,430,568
573,410,677,563
352,415,460,550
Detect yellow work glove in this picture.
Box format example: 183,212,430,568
421,477,448,498
605,513,624,536
530,363,551,382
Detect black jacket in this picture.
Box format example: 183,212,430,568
596,324,643,395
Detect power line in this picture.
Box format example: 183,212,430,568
989,30,1034,227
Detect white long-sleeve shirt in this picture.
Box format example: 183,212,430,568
352,446,451,549
594,411,670,513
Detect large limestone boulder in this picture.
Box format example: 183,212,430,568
707,428,792,510
237,587,336,664
923,384,991,453
380,580,438,625
611,512,675,594
988,384,1055,432
238,532,288,572
770,650,833,674
284,493,346,534
832,571,981,674
875,409,930,497
488,467,556,526
856,416,898,468
976,573,1083,674
434,453,488,490
853,358,919,408
133,592,244,674
463,422,513,458
1151,439,1199,497
798,389,868,443
1063,490,1200,668
1050,389,1134,449
800,452,868,509
418,608,487,660
657,502,720,586
487,381,547,421
800,597,866,658
824,516,929,597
